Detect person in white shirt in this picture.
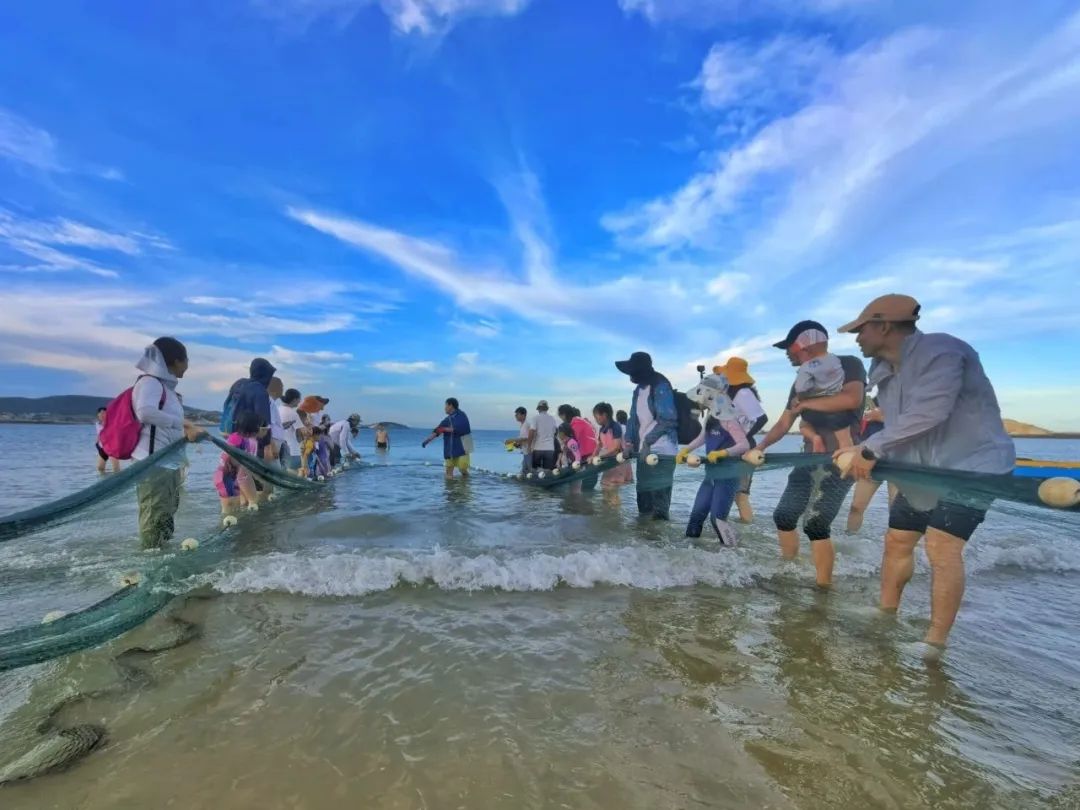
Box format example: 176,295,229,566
277,388,307,473
511,406,533,474
130,337,203,549
713,357,769,523
529,401,559,471
329,414,362,463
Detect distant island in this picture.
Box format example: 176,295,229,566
0,395,221,426
0,395,408,430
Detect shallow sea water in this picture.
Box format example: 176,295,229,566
1,425,1078,809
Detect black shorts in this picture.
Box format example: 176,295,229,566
96,442,109,462
532,450,557,471
888,494,987,541
376,442,388,449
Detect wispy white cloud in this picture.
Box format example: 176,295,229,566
0,239,120,278
174,310,357,338
0,210,174,279
0,209,151,255
0,107,123,179
604,29,944,252
0,280,381,404
371,360,436,373
253,0,530,35
694,35,835,111
174,281,399,339
269,345,355,364
606,11,1080,288
287,174,695,342
449,317,501,338
619,0,874,26
705,271,751,302
0,108,61,171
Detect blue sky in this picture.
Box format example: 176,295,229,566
1,0,1079,430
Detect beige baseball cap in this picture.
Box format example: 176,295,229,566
838,294,921,333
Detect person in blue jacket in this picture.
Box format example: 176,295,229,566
617,351,678,520
422,397,472,479
226,358,276,435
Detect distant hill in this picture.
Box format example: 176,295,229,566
0,395,220,425
1003,418,1053,436
359,422,409,430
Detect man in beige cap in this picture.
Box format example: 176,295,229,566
834,294,1014,659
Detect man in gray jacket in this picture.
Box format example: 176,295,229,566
835,294,1015,658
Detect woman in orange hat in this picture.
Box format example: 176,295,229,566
713,357,768,523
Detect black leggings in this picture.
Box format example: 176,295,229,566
773,464,853,541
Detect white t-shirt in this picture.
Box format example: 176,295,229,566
518,419,531,454
278,404,305,449
530,412,557,452
269,397,285,443
731,388,766,436
635,385,677,455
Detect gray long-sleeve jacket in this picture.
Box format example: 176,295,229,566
863,331,1015,479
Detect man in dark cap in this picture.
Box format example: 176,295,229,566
756,321,867,587
616,351,679,520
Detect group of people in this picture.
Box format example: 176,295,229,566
110,290,1011,657
606,293,1012,657
96,339,381,546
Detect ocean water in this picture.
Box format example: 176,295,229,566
0,424,1078,809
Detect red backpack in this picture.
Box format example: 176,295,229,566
98,376,167,460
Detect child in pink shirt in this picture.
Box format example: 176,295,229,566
214,411,262,513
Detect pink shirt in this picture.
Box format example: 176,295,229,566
570,417,598,458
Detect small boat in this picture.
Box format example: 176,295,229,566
1014,458,1080,480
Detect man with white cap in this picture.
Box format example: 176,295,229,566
529,400,559,472
756,320,867,587
834,294,1014,658
329,413,363,463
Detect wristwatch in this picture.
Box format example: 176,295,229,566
861,447,877,461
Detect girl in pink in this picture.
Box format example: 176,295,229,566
556,423,581,469
558,404,598,461
214,411,262,513
593,402,633,504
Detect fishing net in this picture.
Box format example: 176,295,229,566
699,453,1080,513
203,434,320,491
0,440,188,542
495,450,1080,514
0,433,337,672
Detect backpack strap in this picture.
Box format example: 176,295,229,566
148,380,167,455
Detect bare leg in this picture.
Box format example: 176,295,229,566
735,492,753,523
847,479,882,533
778,529,800,560
811,539,835,588
237,472,259,506
96,457,106,473
924,528,966,646
880,529,921,611
110,458,121,473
